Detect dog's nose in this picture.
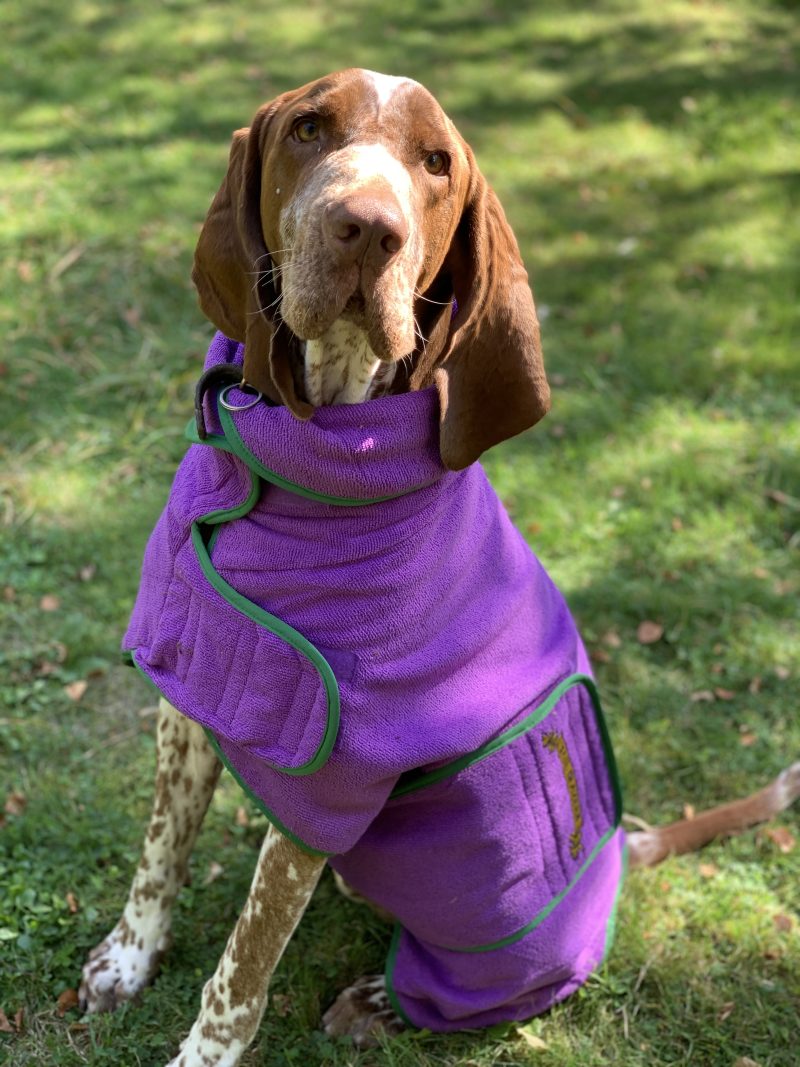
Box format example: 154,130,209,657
324,193,409,266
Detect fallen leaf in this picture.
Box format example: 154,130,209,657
774,666,790,680
752,566,769,580
235,806,250,828
203,861,224,885
714,688,736,700
773,913,794,933
699,862,718,879
748,676,762,695
13,1008,23,1034
516,1026,548,1050
56,989,79,1016
36,660,59,677
739,732,757,747
64,680,88,702
591,648,611,664
2,586,15,602
602,630,622,648
617,236,639,256
637,620,664,645
17,261,34,283
733,1059,762,1067
49,243,86,282
683,804,696,821
765,827,796,854
765,488,799,508
53,642,68,663
681,95,698,112
0,1009,13,1033
123,306,142,328
138,705,158,719
271,993,292,1017
40,594,61,612
717,1001,735,1023
691,690,715,703
79,564,96,582
4,792,26,816
65,892,79,914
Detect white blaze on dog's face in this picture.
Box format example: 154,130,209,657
256,69,471,398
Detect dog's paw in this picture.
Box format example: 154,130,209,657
79,919,169,1013
323,975,404,1049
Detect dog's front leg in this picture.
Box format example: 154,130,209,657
80,699,221,1012
167,825,325,1067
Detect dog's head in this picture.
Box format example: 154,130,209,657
192,68,549,470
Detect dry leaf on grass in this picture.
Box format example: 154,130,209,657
4,792,26,817
739,732,757,747
0,1007,23,1033
714,687,736,700
699,862,719,879
691,690,715,703
39,594,61,612
516,1026,548,1051
64,680,88,702
637,620,664,645
733,1058,762,1067
271,993,292,1017
764,827,796,854
717,1001,735,1023
203,862,224,885
56,989,79,1016
65,892,79,914
773,913,794,934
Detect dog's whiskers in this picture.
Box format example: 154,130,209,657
413,288,452,307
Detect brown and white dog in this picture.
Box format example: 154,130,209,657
78,69,800,1066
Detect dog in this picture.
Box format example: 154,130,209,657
78,69,800,1066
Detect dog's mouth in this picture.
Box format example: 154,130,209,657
340,288,367,326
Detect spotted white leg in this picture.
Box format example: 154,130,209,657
79,699,221,1012
166,824,325,1067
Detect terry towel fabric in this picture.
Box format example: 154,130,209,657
124,331,626,1032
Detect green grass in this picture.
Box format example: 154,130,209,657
1,0,799,1064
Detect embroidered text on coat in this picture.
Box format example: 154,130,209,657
543,730,584,859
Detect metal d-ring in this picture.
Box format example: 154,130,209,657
219,382,263,412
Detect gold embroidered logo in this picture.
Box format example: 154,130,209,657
542,730,584,859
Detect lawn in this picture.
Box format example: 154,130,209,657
1,1,798,1064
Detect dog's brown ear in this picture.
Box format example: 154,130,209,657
432,159,549,470
192,107,311,417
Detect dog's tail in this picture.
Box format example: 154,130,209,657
626,762,800,869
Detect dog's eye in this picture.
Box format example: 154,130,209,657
423,151,448,176
294,118,320,143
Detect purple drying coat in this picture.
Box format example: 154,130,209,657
124,332,626,1032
